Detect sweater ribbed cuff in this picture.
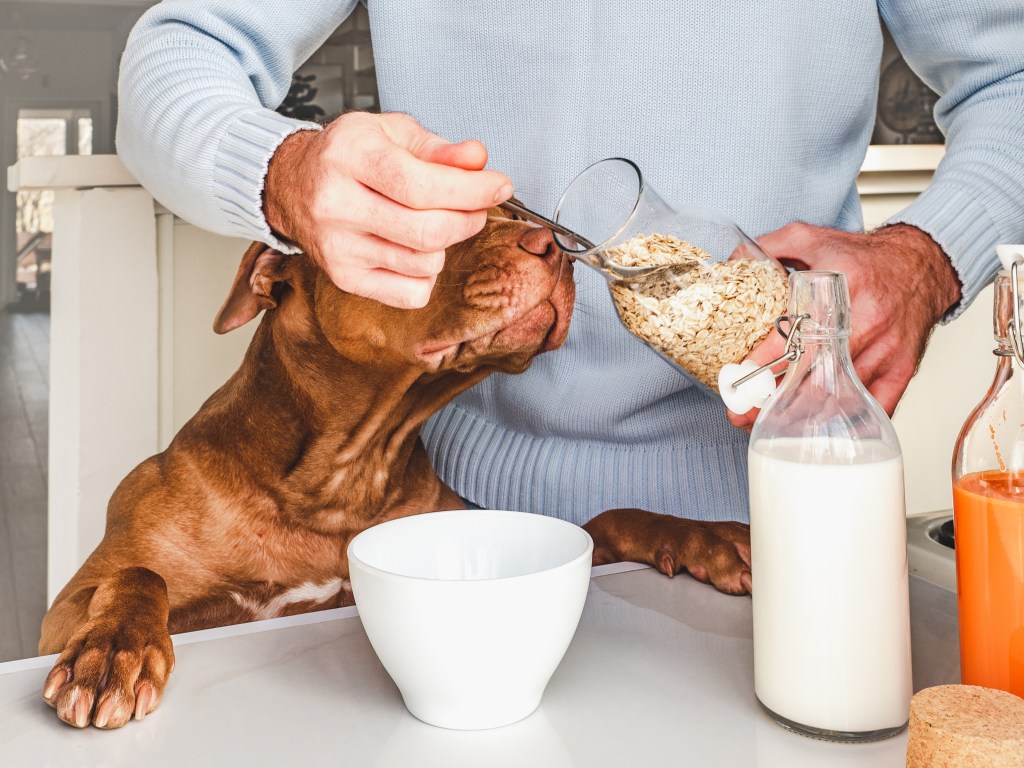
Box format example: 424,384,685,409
884,180,1001,322
213,109,322,254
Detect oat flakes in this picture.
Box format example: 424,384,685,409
605,233,789,390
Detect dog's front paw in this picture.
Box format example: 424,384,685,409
585,508,752,596
42,617,174,729
655,519,752,596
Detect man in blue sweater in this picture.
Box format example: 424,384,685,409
117,1,1024,525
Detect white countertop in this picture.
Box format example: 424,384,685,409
0,562,958,767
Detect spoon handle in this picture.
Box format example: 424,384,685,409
497,200,596,252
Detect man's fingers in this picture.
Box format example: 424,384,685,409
756,221,822,261
747,325,788,368
727,407,757,432
365,244,446,280
870,372,911,418
858,358,912,417
723,313,790,431
352,130,512,212
320,230,447,279
360,194,489,252
328,265,438,310
265,111,511,308
850,342,919,418
313,178,491,254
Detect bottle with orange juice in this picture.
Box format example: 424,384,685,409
951,244,1024,698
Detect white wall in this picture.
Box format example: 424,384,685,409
894,291,992,515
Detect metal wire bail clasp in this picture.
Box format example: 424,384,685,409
730,313,810,390
1010,261,1024,369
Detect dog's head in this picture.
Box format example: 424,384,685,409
213,209,575,379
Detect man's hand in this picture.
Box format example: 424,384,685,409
263,112,514,309
727,222,962,430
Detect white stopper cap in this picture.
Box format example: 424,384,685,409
996,244,1024,271
718,360,777,415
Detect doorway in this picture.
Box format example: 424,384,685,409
14,107,94,311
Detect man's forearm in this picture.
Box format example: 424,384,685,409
116,0,352,246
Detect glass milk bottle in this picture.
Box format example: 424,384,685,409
748,270,912,741
951,245,1024,698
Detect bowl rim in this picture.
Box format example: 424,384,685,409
347,509,595,585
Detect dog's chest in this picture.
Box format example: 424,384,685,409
168,562,356,632
228,577,352,621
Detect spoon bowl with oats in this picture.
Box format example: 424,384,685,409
498,197,685,281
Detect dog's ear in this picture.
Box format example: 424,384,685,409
213,242,289,334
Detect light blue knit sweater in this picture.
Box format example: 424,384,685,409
118,0,1024,524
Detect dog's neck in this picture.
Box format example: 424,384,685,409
203,305,483,534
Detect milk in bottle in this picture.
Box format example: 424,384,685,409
746,271,912,741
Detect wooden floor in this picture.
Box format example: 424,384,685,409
0,307,49,662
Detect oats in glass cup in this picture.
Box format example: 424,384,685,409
606,233,789,390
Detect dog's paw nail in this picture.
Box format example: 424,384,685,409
134,683,155,720
657,551,676,577
736,543,752,568
93,702,111,729
43,668,68,700
73,690,93,728
95,694,128,729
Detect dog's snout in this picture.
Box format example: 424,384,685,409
518,226,557,257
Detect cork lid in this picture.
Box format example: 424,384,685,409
907,685,1024,768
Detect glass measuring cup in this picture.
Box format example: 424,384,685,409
550,157,788,393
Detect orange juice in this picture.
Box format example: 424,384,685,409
952,470,1024,697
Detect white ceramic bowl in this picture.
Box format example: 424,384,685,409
347,509,594,730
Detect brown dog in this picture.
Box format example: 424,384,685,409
38,211,751,729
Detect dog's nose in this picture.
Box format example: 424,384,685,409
517,226,557,257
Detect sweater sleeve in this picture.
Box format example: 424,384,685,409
116,0,358,252
878,0,1024,317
